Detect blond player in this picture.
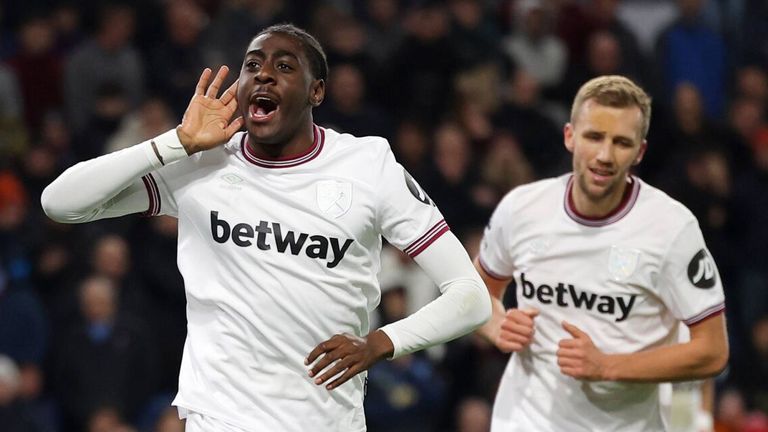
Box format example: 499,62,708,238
476,76,728,431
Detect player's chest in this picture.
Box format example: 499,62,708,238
509,222,668,300
176,167,377,244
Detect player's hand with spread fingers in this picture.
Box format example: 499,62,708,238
305,330,394,391
494,308,539,353
556,321,611,381
177,65,244,154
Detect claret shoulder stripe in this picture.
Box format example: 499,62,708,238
404,219,450,258
140,173,161,216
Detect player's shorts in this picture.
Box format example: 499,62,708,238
183,410,250,432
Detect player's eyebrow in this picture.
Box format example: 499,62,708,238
245,48,300,63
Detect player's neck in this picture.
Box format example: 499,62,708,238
570,176,633,219
245,122,316,161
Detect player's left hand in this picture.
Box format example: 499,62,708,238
556,321,609,381
305,330,394,391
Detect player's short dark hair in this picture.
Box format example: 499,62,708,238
254,24,328,82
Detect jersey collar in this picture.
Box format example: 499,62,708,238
564,174,640,227
241,124,325,168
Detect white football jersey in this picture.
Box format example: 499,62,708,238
479,174,725,432
141,125,447,431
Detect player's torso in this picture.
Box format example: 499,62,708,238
508,176,680,358
168,128,379,431
173,128,382,322
493,176,681,432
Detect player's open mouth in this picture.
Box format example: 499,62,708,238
250,96,279,123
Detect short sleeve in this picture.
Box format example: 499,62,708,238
657,219,725,325
477,192,516,280
375,146,447,258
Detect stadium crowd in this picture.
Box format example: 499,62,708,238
0,0,767,431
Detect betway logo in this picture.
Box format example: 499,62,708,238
210,211,353,268
519,273,637,322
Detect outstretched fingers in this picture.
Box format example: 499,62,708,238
195,68,213,96
220,80,238,106
205,65,230,98
225,116,244,137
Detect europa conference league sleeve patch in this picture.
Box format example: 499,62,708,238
403,169,434,206
687,249,717,289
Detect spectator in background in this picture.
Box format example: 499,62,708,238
728,316,768,416
559,30,637,103
87,406,137,432
734,66,768,107
0,355,43,432
7,13,63,133
447,0,502,68
363,0,403,70
584,0,645,81
391,121,432,181
0,171,36,286
149,0,212,118
50,3,85,55
493,68,567,178
153,406,185,432
480,132,535,201
64,3,143,133
203,0,294,69
455,397,492,432
0,266,47,402
647,83,733,186
106,97,176,153
21,113,75,200
501,0,567,91
89,234,148,319
731,131,768,338
656,0,726,117
0,64,27,161
387,2,458,124
425,123,487,233
131,216,186,394
315,62,392,139
322,14,374,76
75,83,131,160
740,0,768,67
54,276,154,431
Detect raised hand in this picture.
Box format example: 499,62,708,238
557,321,609,381
492,308,539,353
305,330,394,391
177,66,244,154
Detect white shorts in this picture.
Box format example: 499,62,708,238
182,409,251,432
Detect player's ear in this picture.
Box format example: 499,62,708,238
633,140,648,165
309,79,325,107
564,123,575,153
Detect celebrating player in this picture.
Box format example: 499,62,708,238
41,24,491,431
475,75,728,431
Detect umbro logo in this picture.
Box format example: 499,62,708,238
221,173,243,184
687,249,716,289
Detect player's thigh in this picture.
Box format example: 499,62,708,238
185,411,250,432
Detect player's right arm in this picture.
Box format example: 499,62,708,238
474,259,538,353
473,189,539,353
41,66,243,223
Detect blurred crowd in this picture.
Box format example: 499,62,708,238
0,0,767,431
